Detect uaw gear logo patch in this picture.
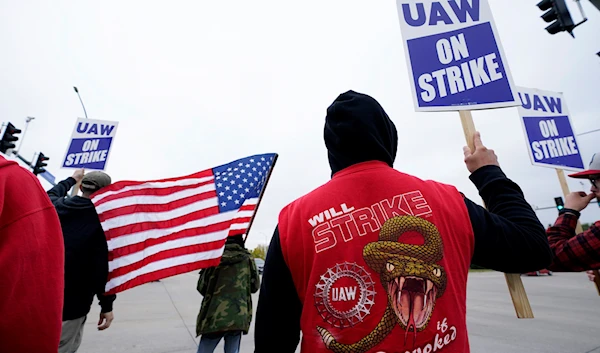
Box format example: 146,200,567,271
314,262,376,329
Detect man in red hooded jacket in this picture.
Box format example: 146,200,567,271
0,154,65,353
254,91,552,353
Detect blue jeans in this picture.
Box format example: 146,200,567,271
197,331,242,353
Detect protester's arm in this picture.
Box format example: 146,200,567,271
97,294,116,314
197,268,213,296
546,210,600,272
462,132,552,273
96,294,115,331
93,229,116,330
465,166,552,273
47,169,84,203
255,226,301,353
46,177,76,202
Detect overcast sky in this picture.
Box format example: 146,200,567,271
2,0,599,249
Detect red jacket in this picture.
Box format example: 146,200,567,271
255,90,551,353
279,161,474,353
0,155,65,352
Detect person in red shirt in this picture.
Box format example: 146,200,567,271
547,153,600,273
0,154,65,353
254,91,552,353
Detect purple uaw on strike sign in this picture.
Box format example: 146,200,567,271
517,87,584,171
395,0,520,112
62,118,119,171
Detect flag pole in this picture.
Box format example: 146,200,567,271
460,110,534,319
243,154,279,244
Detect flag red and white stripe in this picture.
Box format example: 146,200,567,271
92,153,276,294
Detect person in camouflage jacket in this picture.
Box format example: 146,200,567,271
195,235,261,353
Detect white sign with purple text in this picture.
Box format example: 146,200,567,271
396,0,519,112
517,87,585,171
62,118,119,170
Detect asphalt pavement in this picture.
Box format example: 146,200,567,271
78,271,600,353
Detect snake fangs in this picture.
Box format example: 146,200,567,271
387,273,438,338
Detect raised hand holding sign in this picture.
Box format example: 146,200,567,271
462,132,499,173
395,0,534,318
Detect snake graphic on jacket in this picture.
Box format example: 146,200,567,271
317,215,448,353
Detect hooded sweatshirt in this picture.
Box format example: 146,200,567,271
254,90,551,353
0,155,65,353
47,177,116,320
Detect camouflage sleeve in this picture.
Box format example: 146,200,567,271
197,268,214,296
250,257,261,294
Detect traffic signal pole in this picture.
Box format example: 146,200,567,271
556,169,600,295
14,116,34,155
2,120,58,187
33,152,49,176
537,0,588,37
534,200,598,210
0,122,22,154
14,152,32,166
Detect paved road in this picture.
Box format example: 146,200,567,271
79,272,600,353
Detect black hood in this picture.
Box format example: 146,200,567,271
53,196,96,217
324,90,398,176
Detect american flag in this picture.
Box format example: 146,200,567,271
91,153,277,294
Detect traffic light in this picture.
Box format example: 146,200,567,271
33,152,49,176
537,0,575,36
0,122,22,154
554,197,565,211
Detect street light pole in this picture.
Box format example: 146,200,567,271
73,87,89,120
70,86,90,197
14,116,35,155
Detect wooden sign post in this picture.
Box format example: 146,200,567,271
70,180,81,197
460,111,534,318
394,0,530,318
593,271,600,296
555,169,600,295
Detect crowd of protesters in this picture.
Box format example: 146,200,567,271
0,91,598,353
